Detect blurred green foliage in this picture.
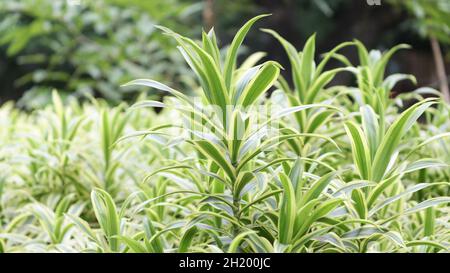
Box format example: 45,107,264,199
0,0,197,108
390,0,450,44
107,0,202,23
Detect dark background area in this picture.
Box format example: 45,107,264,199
208,0,447,95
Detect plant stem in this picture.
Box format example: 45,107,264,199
430,36,450,103
203,0,215,31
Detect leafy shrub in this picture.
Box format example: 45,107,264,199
0,15,448,253
0,0,194,108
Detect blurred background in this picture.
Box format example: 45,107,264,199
0,0,449,109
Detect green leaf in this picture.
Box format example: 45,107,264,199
261,28,304,100
424,207,435,238
299,172,336,207
202,29,221,67
371,98,437,182
342,226,385,239
223,14,270,90
305,67,350,104
179,226,198,253
237,61,281,106
118,236,147,253
91,188,120,252
228,230,256,253
369,183,431,217
367,175,400,209
315,41,354,76
373,44,411,85
352,189,368,219
173,34,230,113
354,39,370,67
404,197,450,214
360,105,380,160
404,159,448,174
194,140,236,181
130,100,166,109
122,79,191,104
300,33,316,89
234,172,255,199
278,173,296,244
344,121,371,180
312,232,345,250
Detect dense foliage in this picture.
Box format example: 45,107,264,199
0,16,449,253
390,0,450,44
0,0,195,107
